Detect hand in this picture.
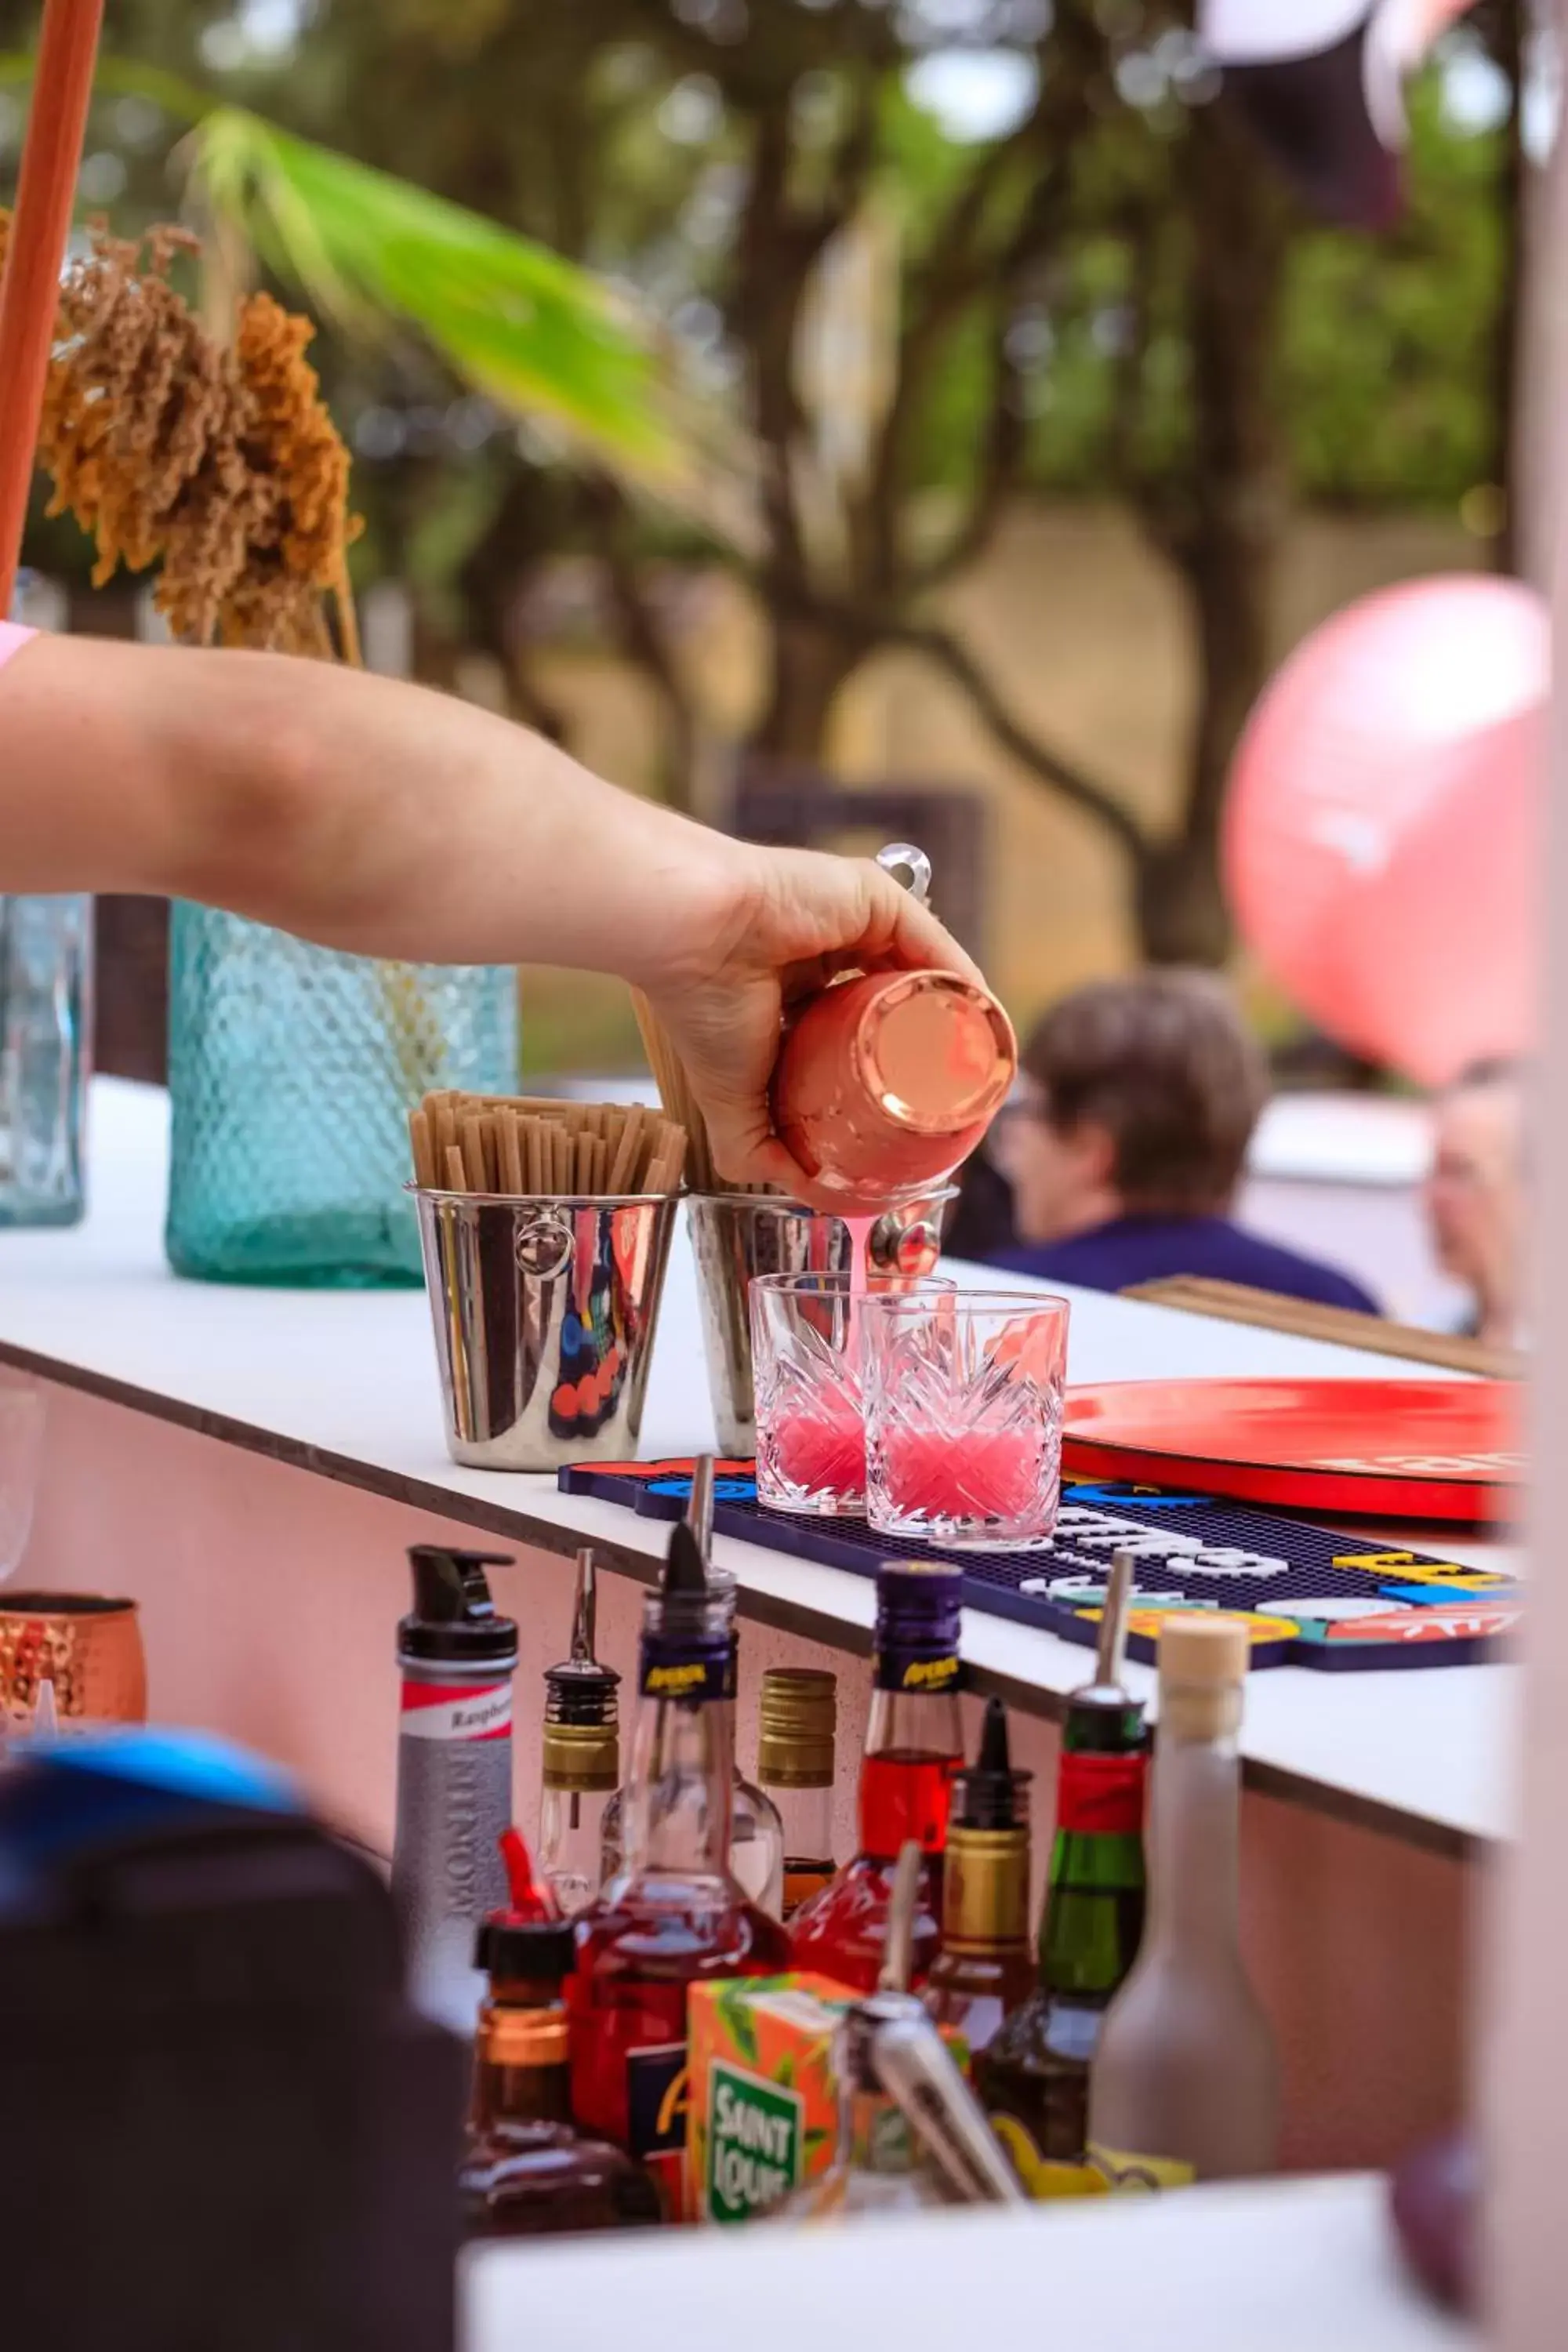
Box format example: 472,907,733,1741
638,841,984,1188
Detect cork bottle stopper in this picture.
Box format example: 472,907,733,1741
1158,1615,1248,1740
1158,1616,1249,1687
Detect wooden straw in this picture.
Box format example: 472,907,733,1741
460,1116,488,1193
0,0,106,615
630,988,721,1191
434,1098,457,1177
575,1130,593,1192
499,1109,524,1197
445,1145,467,1191
408,1109,436,1190
524,1116,544,1195
590,1137,608,1195
608,1104,644,1193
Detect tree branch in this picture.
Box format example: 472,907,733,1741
907,321,1027,595
579,479,700,814
877,615,1149,860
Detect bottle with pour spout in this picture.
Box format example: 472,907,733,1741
771,844,1016,1214
538,1547,620,1918
600,1459,784,1915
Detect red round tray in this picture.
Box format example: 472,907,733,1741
1062,1377,1524,1523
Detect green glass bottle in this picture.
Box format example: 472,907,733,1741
974,1555,1147,2195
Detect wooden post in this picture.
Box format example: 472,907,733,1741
0,0,105,618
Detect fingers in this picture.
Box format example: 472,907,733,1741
854,861,985,985
701,1091,807,1192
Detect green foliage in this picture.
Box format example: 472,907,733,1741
190,106,680,477
906,68,1504,510
1282,75,1506,503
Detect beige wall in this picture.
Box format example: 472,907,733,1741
521,501,1482,1068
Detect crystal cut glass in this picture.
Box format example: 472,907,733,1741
165,904,517,1285
862,1290,1070,1549
750,1272,953,1517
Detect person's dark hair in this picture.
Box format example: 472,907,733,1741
1023,971,1268,1216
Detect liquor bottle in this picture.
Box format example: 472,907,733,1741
756,1667,838,1920
728,1628,786,1917
538,1548,620,1918
391,1545,518,2034
924,1697,1033,2057
599,1462,784,1917
462,1837,660,2238
568,1519,790,2219
789,1560,964,1991
776,1842,1025,2219
976,1555,1147,2194
1089,1615,1279,2187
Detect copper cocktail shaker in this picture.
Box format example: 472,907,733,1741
771,848,1016,1213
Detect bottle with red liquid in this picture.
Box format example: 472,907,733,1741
566,1520,789,2219
788,1561,964,1991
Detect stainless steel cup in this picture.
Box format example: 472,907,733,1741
687,1189,954,1454
412,1187,679,1471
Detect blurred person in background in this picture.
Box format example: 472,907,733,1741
986,971,1380,1312
942,1138,1018,1262
1425,1058,1528,1349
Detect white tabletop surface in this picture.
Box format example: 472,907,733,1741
0,1080,1514,1852
462,2172,1472,2352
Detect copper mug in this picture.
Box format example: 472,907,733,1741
0,1593,147,1725
772,969,1016,1213
770,842,1016,1214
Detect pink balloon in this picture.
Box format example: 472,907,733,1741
1223,574,1548,1084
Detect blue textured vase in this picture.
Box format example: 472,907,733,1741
165,906,517,1286
0,894,92,1228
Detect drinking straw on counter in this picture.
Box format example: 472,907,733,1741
631,988,772,1196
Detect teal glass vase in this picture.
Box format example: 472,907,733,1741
165,906,517,1286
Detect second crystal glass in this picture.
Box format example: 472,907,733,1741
750,1272,954,1518
861,1290,1071,1549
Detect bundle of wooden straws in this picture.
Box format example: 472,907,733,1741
408,1092,687,1198
630,989,771,1196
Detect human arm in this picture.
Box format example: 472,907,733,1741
0,633,980,1184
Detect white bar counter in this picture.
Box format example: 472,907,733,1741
464,2173,1472,2352
5,1081,1500,2175
0,1082,1510,1857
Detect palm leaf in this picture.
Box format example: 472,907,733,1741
0,58,755,538
189,108,675,469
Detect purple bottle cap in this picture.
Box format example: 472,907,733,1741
873,1560,963,1693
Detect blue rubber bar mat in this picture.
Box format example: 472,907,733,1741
558,1459,1519,1672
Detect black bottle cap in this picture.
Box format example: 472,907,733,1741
400,1548,519,1665
659,1519,712,1635
951,1696,1031,1830
544,1657,620,1724
474,1914,578,1981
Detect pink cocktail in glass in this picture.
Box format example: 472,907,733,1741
861,1290,1070,1548
750,1271,953,1517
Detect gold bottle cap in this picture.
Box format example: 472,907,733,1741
757,1666,837,1788
942,1823,1032,1948
541,1715,619,1791
1158,1615,1248,1740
